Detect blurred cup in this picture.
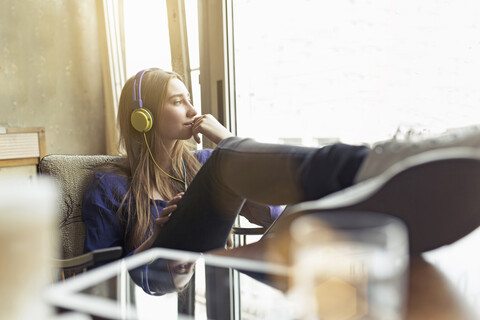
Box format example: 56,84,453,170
290,211,409,320
0,177,59,320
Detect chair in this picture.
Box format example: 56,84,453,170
39,154,124,279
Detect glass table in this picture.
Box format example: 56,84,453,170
44,248,296,320
44,227,480,320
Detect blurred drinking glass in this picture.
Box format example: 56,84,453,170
290,211,409,320
0,177,59,320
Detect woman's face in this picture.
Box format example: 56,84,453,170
169,261,195,289
158,78,198,144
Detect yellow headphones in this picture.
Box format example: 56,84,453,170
130,68,188,190
131,68,157,133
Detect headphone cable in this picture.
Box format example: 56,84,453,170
143,133,187,190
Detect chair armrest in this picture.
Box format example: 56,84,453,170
53,246,123,270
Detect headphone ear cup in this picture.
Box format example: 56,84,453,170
131,108,154,132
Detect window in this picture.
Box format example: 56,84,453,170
123,0,172,76
227,0,480,146
123,0,201,108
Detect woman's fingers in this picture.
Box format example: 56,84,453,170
192,115,206,144
155,215,171,225
155,208,173,228
193,132,201,144
159,204,177,217
192,114,233,144
165,192,184,207
152,193,185,235
156,194,183,231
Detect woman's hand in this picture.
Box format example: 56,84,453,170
134,192,184,254
192,114,234,144
151,192,183,236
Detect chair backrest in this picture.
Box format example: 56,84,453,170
39,154,122,259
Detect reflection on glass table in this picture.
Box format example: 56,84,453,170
44,247,293,320
44,228,480,320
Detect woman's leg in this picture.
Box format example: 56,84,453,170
153,137,369,252
213,137,369,204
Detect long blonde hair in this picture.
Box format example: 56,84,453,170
115,69,201,252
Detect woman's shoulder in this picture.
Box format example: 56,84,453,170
92,170,128,184
85,170,129,201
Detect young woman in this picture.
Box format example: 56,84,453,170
82,68,480,293
82,69,289,258
82,67,371,256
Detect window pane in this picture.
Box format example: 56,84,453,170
232,0,480,146
185,0,201,108
185,0,200,70
123,0,201,110
123,0,171,77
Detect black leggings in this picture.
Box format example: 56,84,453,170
153,137,369,252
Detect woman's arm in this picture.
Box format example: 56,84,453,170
82,172,127,254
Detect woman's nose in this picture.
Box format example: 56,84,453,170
185,262,195,273
187,102,198,117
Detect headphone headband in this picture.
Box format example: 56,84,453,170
132,68,159,109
